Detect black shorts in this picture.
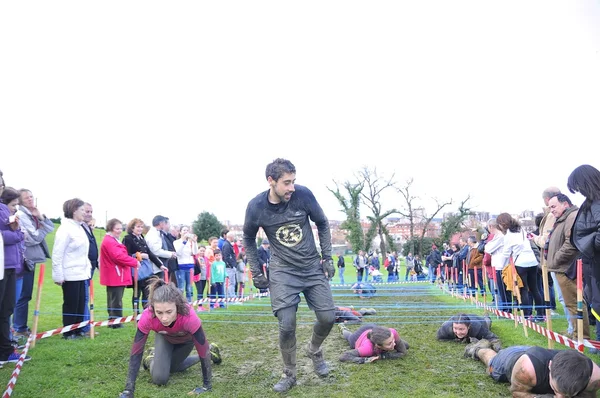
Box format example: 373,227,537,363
269,262,335,314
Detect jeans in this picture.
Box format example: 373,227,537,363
82,267,95,333
226,268,237,298
14,267,35,333
210,282,224,308
495,270,513,312
467,268,485,296
356,268,365,283
175,269,193,302
515,266,544,318
428,265,435,282
338,267,345,285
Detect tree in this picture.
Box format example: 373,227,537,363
439,196,473,244
192,212,225,242
328,181,364,253
396,178,418,240
358,167,398,255
417,197,453,256
402,237,435,257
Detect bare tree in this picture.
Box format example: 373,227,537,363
396,178,417,240
327,180,364,253
357,167,398,256
417,197,453,256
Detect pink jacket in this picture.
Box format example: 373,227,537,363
100,235,138,287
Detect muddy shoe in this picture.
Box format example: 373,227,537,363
306,344,329,377
143,347,155,370
210,343,222,365
338,323,349,336
464,339,492,360
273,369,296,393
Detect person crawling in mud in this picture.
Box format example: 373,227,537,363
334,306,376,324
337,323,409,364
436,313,501,350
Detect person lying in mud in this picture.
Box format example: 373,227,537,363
337,323,409,364
350,282,376,299
436,313,500,350
334,306,376,324
465,340,600,397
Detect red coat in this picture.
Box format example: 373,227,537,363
100,235,138,287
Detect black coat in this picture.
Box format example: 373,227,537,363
572,199,600,264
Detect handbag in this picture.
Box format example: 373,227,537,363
134,258,155,281
193,255,202,276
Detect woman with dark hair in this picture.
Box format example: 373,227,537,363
122,218,167,312
436,313,500,349
100,218,139,328
119,277,221,397
0,187,29,364
51,198,91,339
496,213,544,321
568,164,600,323
338,323,409,364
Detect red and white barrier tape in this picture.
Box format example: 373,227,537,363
2,334,35,397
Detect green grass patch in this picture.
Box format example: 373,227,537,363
4,229,598,397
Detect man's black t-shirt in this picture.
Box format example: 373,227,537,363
243,185,331,275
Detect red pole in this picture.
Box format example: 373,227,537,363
164,270,169,284
31,263,46,348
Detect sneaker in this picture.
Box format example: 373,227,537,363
210,343,222,365
464,338,492,360
305,344,329,377
143,347,155,371
550,310,560,317
0,351,31,364
13,330,31,338
273,369,296,393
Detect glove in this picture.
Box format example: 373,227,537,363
119,390,134,398
188,386,212,395
252,273,269,290
323,258,335,279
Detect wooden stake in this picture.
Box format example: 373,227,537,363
511,261,528,337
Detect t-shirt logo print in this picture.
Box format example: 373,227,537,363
276,224,302,247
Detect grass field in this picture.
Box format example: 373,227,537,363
2,227,595,397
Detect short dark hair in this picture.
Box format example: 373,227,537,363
551,193,573,206
220,228,229,238
367,326,392,346
63,198,85,219
213,249,221,255
106,218,122,233
551,350,593,396
0,187,19,205
152,215,168,227
265,158,296,181
453,313,472,328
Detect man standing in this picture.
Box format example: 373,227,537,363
353,250,368,283
80,202,98,337
145,215,176,282
13,189,54,340
217,229,228,251
221,231,237,299
546,193,589,339
243,158,335,393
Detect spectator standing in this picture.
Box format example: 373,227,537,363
100,218,139,328
51,198,91,340
13,189,53,339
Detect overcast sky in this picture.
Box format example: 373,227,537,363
1,1,599,227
